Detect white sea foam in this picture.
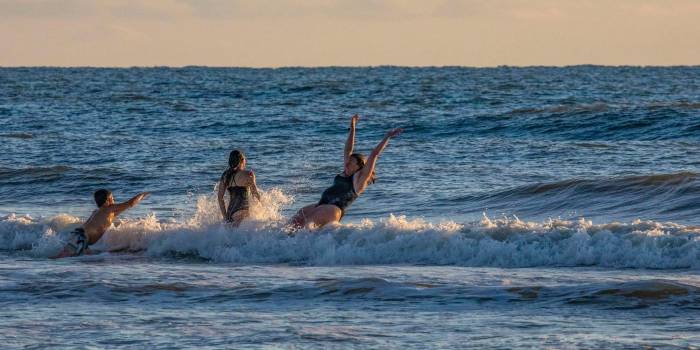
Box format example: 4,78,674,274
2,188,699,268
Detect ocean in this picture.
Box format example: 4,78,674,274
1,66,699,348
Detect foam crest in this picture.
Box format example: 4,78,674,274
2,190,700,268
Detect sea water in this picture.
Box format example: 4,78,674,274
1,66,699,348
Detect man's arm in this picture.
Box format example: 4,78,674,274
344,114,359,164
110,192,149,216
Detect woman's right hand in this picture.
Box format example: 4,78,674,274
351,114,359,127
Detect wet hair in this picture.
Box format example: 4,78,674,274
228,150,245,169
221,150,246,186
94,189,112,207
351,153,376,184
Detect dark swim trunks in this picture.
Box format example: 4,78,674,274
65,227,88,256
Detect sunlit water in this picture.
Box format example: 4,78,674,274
1,66,699,348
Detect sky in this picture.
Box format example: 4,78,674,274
1,0,699,67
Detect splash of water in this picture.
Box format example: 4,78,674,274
2,187,699,268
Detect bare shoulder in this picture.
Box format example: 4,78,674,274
91,207,110,216
83,207,111,228
239,170,254,179
235,170,255,185
104,201,131,215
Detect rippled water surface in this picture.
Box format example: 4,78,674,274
1,66,699,348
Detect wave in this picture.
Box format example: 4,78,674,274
2,188,700,269
506,102,610,116
458,172,700,222
3,268,698,309
307,278,700,307
459,100,700,140
0,165,73,180
505,101,700,116
0,132,33,139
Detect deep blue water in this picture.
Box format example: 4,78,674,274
1,66,699,348
1,66,699,223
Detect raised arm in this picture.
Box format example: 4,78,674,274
344,114,359,164
355,128,403,194
110,192,149,216
217,176,228,219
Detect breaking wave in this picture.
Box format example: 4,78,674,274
460,172,700,222
1,187,699,269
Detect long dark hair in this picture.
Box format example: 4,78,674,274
351,153,376,184
221,150,245,186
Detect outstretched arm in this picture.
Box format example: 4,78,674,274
217,178,227,218
344,114,359,164
355,128,403,194
111,192,150,216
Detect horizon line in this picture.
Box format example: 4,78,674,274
1,64,699,69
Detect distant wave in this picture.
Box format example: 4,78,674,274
108,93,153,102
505,101,700,116
506,102,610,115
458,172,700,222
432,100,700,140
293,278,700,307
2,189,700,269
6,273,695,308
0,132,33,139
477,172,697,197
0,165,73,180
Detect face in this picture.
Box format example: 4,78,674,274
106,194,115,206
240,158,247,170
344,157,360,175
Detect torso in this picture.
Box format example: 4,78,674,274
82,208,116,245
319,173,359,211
225,170,251,221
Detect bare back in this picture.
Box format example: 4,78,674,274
82,207,118,245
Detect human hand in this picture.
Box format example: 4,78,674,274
351,114,359,127
386,128,403,138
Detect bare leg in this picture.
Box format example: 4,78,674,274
52,246,76,259
305,204,343,228
289,204,319,229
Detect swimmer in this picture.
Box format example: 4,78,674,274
290,114,402,229
217,150,261,226
53,189,149,258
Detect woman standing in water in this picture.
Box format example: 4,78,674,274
218,150,262,226
290,114,403,229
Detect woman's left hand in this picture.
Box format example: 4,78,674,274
386,128,403,138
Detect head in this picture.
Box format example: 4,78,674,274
94,189,113,208
345,153,376,184
228,149,246,171
344,153,366,175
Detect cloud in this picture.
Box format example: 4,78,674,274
173,0,404,20
0,0,96,18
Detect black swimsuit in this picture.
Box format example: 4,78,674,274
318,173,358,216
226,172,251,222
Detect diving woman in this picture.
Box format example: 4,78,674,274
290,114,402,229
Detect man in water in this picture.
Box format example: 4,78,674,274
53,189,149,258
